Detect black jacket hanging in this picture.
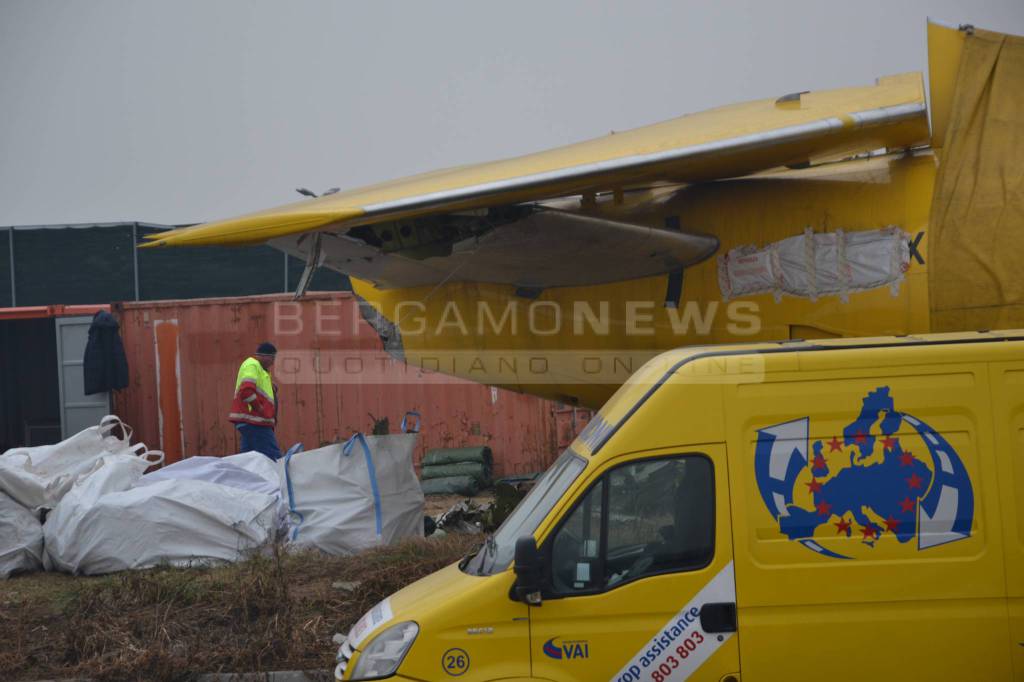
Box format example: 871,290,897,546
83,311,129,395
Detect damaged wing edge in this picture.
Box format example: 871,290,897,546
139,99,926,250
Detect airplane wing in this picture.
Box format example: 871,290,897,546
277,207,720,290
144,73,928,253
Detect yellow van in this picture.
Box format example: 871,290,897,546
335,331,1024,681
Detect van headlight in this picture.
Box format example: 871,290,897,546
348,621,419,680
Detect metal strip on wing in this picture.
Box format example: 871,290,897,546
360,102,925,217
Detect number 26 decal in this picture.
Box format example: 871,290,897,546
442,647,470,676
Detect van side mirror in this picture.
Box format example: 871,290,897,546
513,536,543,605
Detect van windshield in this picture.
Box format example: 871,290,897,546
462,449,587,576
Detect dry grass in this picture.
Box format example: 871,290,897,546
0,533,479,682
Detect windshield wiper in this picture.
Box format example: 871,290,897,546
459,533,497,574
479,533,498,570
459,534,489,570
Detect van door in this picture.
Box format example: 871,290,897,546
528,446,739,682
991,361,1024,677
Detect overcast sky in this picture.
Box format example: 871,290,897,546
1,0,1022,227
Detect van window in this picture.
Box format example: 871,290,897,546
462,449,587,576
551,479,605,592
549,455,713,595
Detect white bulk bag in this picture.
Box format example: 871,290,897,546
136,452,287,532
0,415,136,515
222,451,283,486
0,491,44,578
283,414,424,555
45,454,277,575
43,451,163,573
137,452,280,497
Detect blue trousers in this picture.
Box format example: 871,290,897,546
237,423,282,461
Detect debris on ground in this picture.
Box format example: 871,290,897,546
424,472,538,537
434,499,490,534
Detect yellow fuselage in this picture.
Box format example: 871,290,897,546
353,151,935,407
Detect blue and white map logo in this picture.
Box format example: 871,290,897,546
753,387,974,559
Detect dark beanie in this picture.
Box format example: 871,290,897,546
256,342,277,356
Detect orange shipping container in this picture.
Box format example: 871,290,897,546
112,293,580,477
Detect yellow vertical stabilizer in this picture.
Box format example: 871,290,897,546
929,24,1024,332
927,19,967,150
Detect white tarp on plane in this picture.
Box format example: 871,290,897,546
718,226,910,303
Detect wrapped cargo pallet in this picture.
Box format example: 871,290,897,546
420,446,493,496
421,461,492,484
421,475,481,496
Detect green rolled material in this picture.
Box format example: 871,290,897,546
421,462,491,485
420,475,480,496
422,446,493,467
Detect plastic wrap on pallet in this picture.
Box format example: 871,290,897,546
420,461,492,485
421,475,480,497
421,446,493,468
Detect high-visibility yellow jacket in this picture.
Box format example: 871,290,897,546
228,357,276,427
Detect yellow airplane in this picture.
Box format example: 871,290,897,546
143,21,1022,409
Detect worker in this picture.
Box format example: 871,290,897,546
228,342,282,461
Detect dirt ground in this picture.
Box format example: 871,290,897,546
0,534,480,682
